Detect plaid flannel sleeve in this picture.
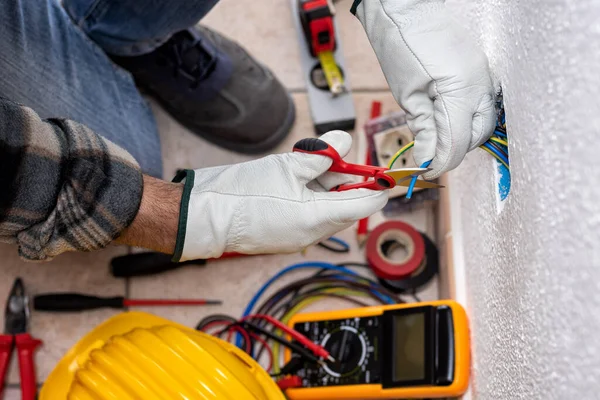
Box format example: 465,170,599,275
0,97,143,261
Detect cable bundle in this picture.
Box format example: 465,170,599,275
387,96,509,198
196,261,406,380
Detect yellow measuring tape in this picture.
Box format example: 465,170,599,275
317,50,345,95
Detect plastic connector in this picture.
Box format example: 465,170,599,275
277,375,303,390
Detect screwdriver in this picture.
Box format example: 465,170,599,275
110,251,244,278
33,293,222,312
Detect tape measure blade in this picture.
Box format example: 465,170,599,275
317,50,345,95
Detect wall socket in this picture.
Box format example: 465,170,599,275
373,125,420,198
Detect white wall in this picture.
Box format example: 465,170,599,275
445,0,600,399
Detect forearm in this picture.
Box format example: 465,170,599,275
115,175,183,254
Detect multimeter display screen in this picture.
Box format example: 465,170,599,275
393,313,426,381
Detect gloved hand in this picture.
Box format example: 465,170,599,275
172,131,388,261
354,0,496,179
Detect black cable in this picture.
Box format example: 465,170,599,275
196,316,256,353
195,314,237,331
252,277,401,361
412,289,421,303
311,262,370,278
271,288,370,320
282,262,369,306
274,354,305,377
317,238,350,253
256,276,399,317
253,289,373,361
256,273,401,321
242,320,321,365
335,262,370,268
487,140,508,158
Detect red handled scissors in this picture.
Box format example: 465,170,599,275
0,278,42,400
293,138,443,191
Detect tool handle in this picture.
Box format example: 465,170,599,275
15,333,41,400
33,293,124,312
0,335,13,395
331,179,392,191
293,138,386,177
110,252,206,277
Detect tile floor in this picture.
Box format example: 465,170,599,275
0,0,438,395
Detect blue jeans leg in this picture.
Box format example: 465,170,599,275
63,0,220,56
0,0,163,177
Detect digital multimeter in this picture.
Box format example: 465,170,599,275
285,300,470,399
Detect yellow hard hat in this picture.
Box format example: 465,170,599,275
41,312,285,400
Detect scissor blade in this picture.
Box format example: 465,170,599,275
384,168,429,183
396,180,445,189
4,278,28,335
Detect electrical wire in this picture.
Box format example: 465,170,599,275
249,332,273,372
196,314,237,331
247,262,399,362
407,160,431,199
480,146,509,169
317,236,350,253
486,141,509,159
243,314,333,361
241,262,391,321
387,141,414,170
387,104,510,173
489,137,508,147
481,142,509,167
242,320,321,364
201,257,406,373
270,291,378,374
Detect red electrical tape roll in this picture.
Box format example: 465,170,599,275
366,221,425,280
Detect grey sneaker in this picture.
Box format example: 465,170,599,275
112,26,295,154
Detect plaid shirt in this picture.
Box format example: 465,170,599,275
0,97,143,261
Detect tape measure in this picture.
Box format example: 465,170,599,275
299,0,346,95
285,301,470,399
317,51,344,94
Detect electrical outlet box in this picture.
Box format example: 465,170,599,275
373,125,420,198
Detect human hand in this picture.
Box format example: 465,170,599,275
355,0,496,178
173,131,388,261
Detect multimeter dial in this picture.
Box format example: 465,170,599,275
294,317,381,387
322,326,367,377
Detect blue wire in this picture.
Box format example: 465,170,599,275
482,142,509,166
494,130,507,138
237,262,395,347
406,160,432,199
324,236,350,251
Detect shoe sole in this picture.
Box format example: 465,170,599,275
150,90,296,155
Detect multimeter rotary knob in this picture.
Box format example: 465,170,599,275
321,326,368,377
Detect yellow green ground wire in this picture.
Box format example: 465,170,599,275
270,288,371,374
480,146,509,169
387,141,415,169
489,137,508,147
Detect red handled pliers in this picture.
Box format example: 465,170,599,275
293,138,443,191
0,278,42,400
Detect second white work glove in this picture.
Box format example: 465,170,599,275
354,0,496,179
172,131,388,262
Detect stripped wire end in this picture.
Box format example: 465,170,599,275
326,355,336,363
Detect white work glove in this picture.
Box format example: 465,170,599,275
355,0,496,179
172,131,388,261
